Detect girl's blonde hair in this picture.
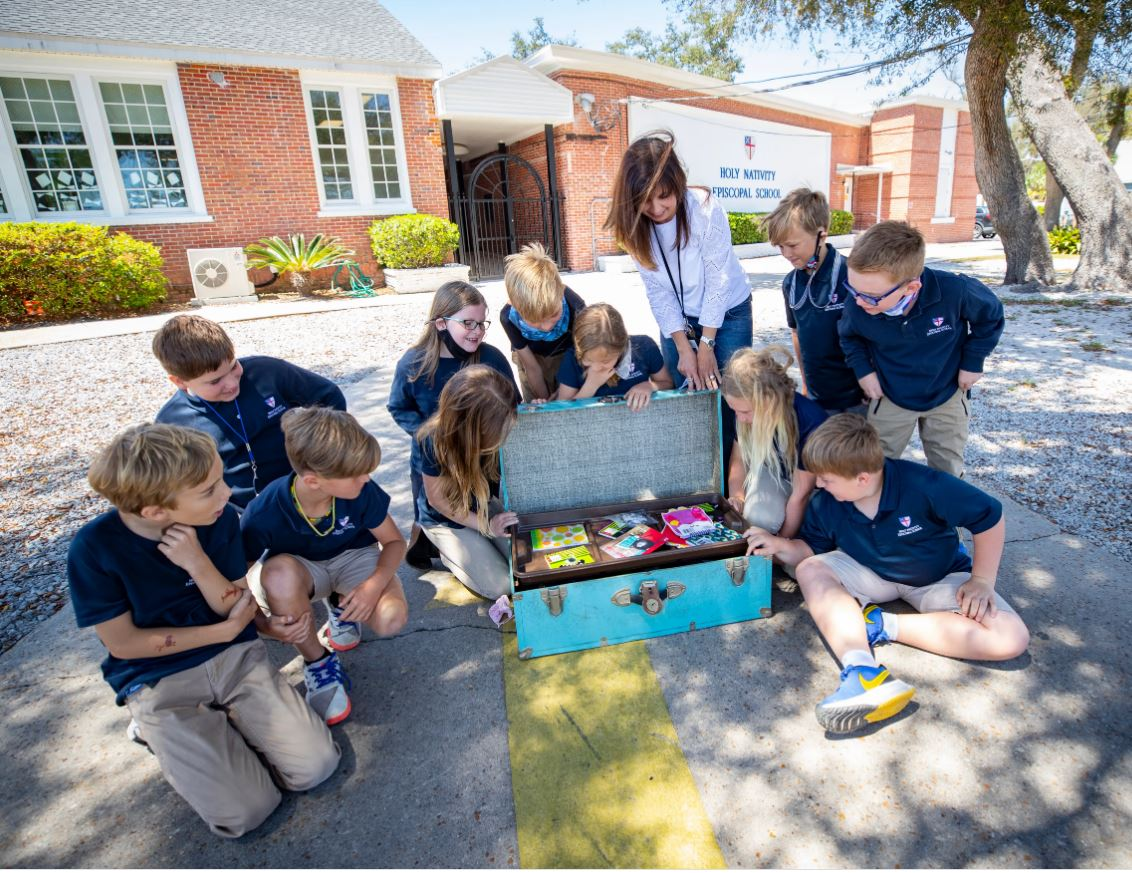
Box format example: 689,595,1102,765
410,281,487,386
417,365,518,535
721,345,799,487
572,303,629,388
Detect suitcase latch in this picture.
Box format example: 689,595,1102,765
726,557,749,586
540,586,566,617
611,580,686,616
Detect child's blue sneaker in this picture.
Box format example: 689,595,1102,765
303,651,352,726
815,664,915,734
320,600,361,652
862,603,892,648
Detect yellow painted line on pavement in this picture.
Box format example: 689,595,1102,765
502,636,725,869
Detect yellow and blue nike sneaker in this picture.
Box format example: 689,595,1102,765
862,603,892,648
816,665,915,734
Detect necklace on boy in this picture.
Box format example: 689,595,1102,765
290,478,336,537
199,396,259,495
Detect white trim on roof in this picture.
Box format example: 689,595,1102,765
873,95,970,112
434,56,573,123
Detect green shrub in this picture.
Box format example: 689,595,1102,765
830,209,854,236
244,233,352,296
0,222,166,321
1048,225,1081,255
727,213,768,245
368,214,460,269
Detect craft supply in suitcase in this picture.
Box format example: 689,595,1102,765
500,389,772,659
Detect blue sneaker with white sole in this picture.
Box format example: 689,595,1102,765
862,603,892,648
816,664,915,734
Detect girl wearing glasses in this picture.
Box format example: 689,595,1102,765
388,281,519,570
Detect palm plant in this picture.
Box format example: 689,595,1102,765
244,233,353,296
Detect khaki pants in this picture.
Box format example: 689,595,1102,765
513,350,565,402
126,639,339,838
867,388,970,478
422,506,512,599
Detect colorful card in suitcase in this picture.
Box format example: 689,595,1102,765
600,525,665,559
662,506,716,538
545,545,595,569
531,524,590,551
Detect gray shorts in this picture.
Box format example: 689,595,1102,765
250,544,381,604
801,550,1016,615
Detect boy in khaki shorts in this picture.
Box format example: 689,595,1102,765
837,221,1004,477
240,407,408,726
744,415,1029,735
67,423,339,837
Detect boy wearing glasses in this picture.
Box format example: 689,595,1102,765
837,221,1004,477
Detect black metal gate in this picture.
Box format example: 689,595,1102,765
453,154,562,280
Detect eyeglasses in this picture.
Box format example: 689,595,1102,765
842,279,907,307
443,317,491,332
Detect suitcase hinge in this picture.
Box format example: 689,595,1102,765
726,557,749,586
540,586,566,617
611,580,685,616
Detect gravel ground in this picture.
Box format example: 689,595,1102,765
1,265,1130,654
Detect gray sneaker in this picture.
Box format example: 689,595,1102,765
303,651,352,725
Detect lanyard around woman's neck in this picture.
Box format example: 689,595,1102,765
652,223,687,324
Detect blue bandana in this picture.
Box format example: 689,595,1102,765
507,297,570,342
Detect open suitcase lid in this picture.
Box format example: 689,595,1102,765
500,389,723,516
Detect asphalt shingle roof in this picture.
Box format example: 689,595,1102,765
0,0,439,70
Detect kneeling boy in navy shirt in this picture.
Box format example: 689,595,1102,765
744,414,1029,735
67,423,339,838
241,407,408,726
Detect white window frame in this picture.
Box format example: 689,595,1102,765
299,70,414,218
0,52,211,226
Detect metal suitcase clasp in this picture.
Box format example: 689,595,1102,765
725,557,748,586
540,586,566,617
611,580,686,616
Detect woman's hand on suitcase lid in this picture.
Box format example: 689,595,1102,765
489,511,519,538
743,525,781,557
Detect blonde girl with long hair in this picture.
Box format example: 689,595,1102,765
555,303,673,411
722,345,828,539
415,365,519,599
388,281,518,569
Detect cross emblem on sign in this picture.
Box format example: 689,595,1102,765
744,135,756,159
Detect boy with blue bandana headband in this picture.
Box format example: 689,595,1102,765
501,242,586,401
838,221,1004,478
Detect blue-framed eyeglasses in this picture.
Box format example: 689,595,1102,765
443,317,491,332
842,279,906,307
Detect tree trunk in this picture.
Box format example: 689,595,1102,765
1043,170,1065,229
1103,84,1129,159
1009,41,1132,293
965,18,1055,287
1041,25,1094,231
289,270,314,296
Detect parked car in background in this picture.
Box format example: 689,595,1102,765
974,205,995,239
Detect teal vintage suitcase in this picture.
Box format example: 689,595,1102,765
500,389,772,659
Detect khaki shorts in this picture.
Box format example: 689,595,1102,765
867,388,970,478
250,544,380,605
513,350,565,402
801,549,1016,615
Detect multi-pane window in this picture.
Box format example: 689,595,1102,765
361,92,400,200
99,82,187,209
308,89,352,201
0,186,6,213
0,76,102,213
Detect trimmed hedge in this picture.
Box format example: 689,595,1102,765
369,214,461,269
0,222,166,321
1048,225,1081,254
830,209,854,236
727,209,855,246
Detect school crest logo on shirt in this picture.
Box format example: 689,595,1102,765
265,396,277,408
932,317,945,327
897,516,924,536
339,516,350,527
830,291,839,304
926,317,953,337
899,516,911,527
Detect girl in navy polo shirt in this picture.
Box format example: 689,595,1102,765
388,281,519,569
556,303,674,411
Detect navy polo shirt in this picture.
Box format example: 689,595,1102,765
413,434,499,529
156,356,346,508
782,244,863,411
799,458,1002,586
557,335,665,397
838,267,1005,412
67,506,256,705
791,392,828,471
241,474,392,562
500,287,586,357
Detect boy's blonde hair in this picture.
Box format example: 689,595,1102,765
801,414,886,479
152,315,236,380
762,188,830,245
282,407,381,479
88,423,219,514
572,303,630,388
847,220,926,282
503,242,565,322
721,345,799,486
417,365,518,535
409,281,487,386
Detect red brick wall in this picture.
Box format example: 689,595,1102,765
111,64,447,301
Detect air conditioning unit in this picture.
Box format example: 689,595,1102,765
187,247,257,304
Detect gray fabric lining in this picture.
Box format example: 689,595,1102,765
501,391,721,515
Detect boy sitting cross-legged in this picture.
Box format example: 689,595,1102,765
240,407,409,726
67,423,339,838
743,414,1029,735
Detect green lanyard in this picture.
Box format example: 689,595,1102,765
290,478,336,537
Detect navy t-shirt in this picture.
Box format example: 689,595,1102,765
790,392,828,472
557,335,665,397
413,434,499,530
799,458,1002,586
782,244,863,411
156,355,346,508
500,287,586,357
241,474,392,562
67,506,256,705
